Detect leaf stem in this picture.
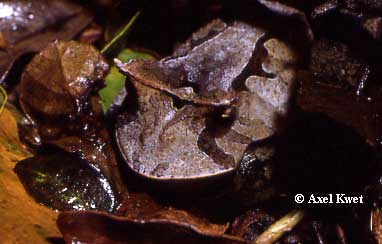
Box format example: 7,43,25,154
0,86,7,114
101,11,141,54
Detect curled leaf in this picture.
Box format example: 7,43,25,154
57,210,248,244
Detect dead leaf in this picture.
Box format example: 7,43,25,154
0,0,92,82
19,40,109,139
57,210,247,244
0,108,60,244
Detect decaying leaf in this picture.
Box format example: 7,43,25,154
49,130,128,203
371,207,382,244
0,108,60,244
117,192,229,234
57,210,248,244
233,139,276,205
14,148,118,212
116,20,265,106
297,39,382,145
18,40,127,208
5,102,42,149
0,85,6,114
230,209,276,242
257,0,313,41
310,39,370,91
19,40,109,139
297,75,381,144
0,0,92,82
311,0,382,39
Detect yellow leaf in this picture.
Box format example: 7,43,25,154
0,108,60,244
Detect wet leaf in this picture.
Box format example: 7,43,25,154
5,102,41,149
18,40,127,206
230,209,276,242
0,108,60,244
14,148,118,212
233,139,276,205
99,48,154,113
116,20,265,106
49,131,128,203
57,210,248,244
0,0,92,82
19,40,109,139
371,207,382,244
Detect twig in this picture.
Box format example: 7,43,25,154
255,209,305,244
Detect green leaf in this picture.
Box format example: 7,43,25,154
0,86,7,114
99,49,154,112
101,11,140,56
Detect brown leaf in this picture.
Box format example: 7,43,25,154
118,193,229,236
257,0,313,41
18,40,127,208
297,72,381,145
297,40,382,145
310,39,370,89
0,108,60,244
49,131,128,203
57,210,247,244
230,209,276,242
19,40,109,139
0,0,92,82
371,208,382,244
